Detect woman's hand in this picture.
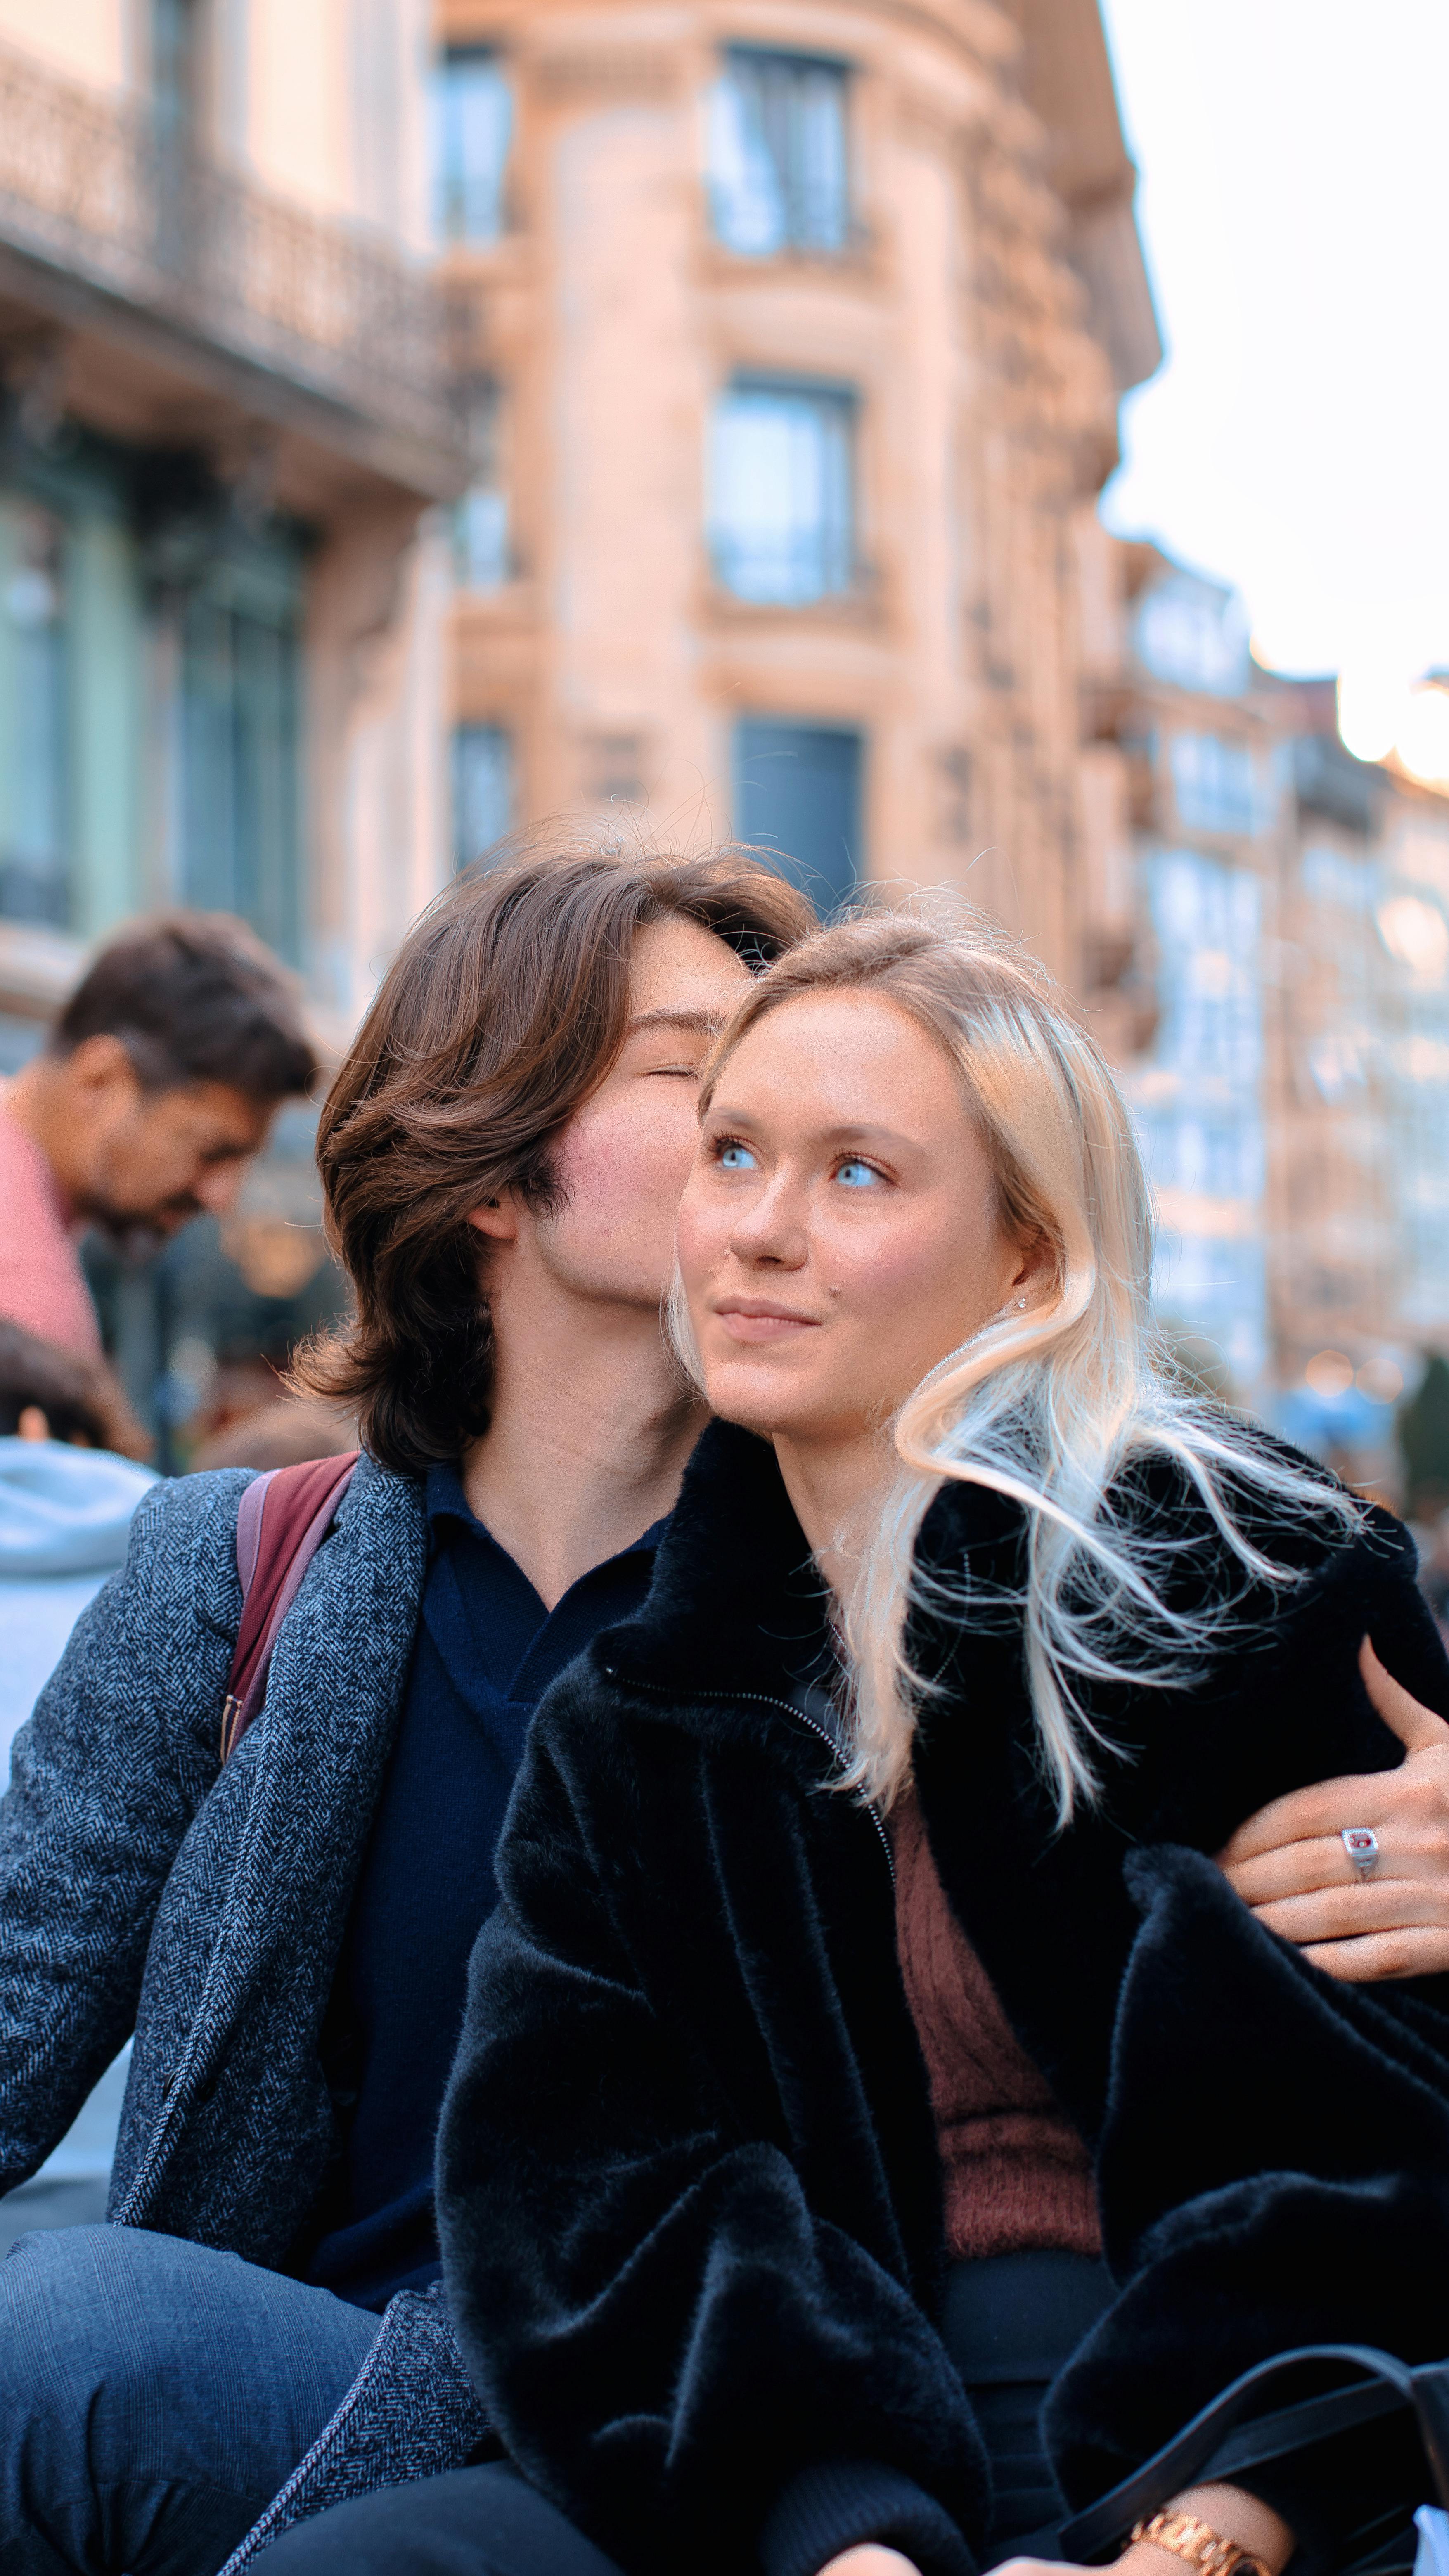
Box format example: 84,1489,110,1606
1218,1636,1449,1979
817,2553,920,2576
994,2479,1293,2576
819,2483,1290,2576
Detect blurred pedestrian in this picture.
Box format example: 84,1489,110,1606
189,1397,359,1474
0,912,317,1360
0,1321,156,1779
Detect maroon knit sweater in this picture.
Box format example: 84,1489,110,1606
891,1782,1101,2262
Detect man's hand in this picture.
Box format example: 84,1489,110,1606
1218,1636,1449,1978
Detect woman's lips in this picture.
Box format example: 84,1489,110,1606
713,1305,820,1344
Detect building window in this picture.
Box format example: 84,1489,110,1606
452,380,510,591
172,546,305,965
1134,571,1251,698
152,0,204,141
0,500,68,927
1170,732,1268,837
733,718,862,913
710,379,856,605
431,47,511,244
708,48,850,256
453,722,513,868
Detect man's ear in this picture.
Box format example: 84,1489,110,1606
64,1034,142,1104
467,1198,519,1245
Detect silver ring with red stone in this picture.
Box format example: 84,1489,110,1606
1341,1827,1381,1881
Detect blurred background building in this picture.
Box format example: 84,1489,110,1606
1080,527,1449,1501
436,0,1159,971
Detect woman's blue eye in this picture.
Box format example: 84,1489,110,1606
717,1141,758,1171
835,1159,879,1190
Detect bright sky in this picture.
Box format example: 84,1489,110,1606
1097,0,1449,691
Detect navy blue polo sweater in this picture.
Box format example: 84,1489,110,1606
302,1463,665,2312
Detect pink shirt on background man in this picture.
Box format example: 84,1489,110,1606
0,1089,102,1358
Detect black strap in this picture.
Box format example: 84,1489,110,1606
1060,2344,1449,2562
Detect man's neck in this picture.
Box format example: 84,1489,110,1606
461,1287,705,1612
5,1060,71,1189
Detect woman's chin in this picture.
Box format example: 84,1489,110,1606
698,1354,812,1440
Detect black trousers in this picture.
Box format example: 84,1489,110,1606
251,2465,620,2576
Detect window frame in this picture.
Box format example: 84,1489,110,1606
431,44,514,248
707,43,855,260
452,376,512,593
708,372,861,608
452,719,514,871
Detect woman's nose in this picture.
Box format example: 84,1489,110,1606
728,1177,809,1269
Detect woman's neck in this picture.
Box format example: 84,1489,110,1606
770,1427,894,1602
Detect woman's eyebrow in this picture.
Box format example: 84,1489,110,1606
816,1122,915,1150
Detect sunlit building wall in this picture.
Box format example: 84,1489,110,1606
433,0,1160,981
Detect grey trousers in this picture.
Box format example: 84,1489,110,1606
0,2224,378,2576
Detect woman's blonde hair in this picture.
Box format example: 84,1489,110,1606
685,907,1359,1823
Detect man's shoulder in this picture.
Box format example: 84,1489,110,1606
120,1453,426,1634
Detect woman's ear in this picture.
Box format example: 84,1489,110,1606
1009,1231,1054,1297
466,1198,520,1245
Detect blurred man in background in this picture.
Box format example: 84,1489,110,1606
0,913,317,1362
0,1320,156,1781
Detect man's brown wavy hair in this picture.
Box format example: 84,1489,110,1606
294,833,816,1474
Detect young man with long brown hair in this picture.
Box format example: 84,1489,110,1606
0,838,813,2576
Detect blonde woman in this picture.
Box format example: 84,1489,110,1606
286,917,1449,2576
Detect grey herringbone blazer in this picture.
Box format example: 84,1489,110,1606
0,1454,490,2558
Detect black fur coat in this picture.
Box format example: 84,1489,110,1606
437,1421,1449,2576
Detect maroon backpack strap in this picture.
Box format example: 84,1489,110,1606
219,1452,360,1762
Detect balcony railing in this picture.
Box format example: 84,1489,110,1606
0,36,460,473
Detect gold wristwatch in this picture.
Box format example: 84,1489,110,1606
1130,2508,1272,2576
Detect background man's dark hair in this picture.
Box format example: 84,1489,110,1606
52,912,317,1102
0,1320,142,1452
294,833,815,1475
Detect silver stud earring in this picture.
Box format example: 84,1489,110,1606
1014,1297,1028,1311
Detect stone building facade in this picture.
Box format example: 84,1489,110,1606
1089,533,1449,1482
436,0,1159,982
0,0,462,1052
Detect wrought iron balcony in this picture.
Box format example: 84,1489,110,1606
0,35,464,495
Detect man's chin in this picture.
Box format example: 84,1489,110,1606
80,1211,185,1264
